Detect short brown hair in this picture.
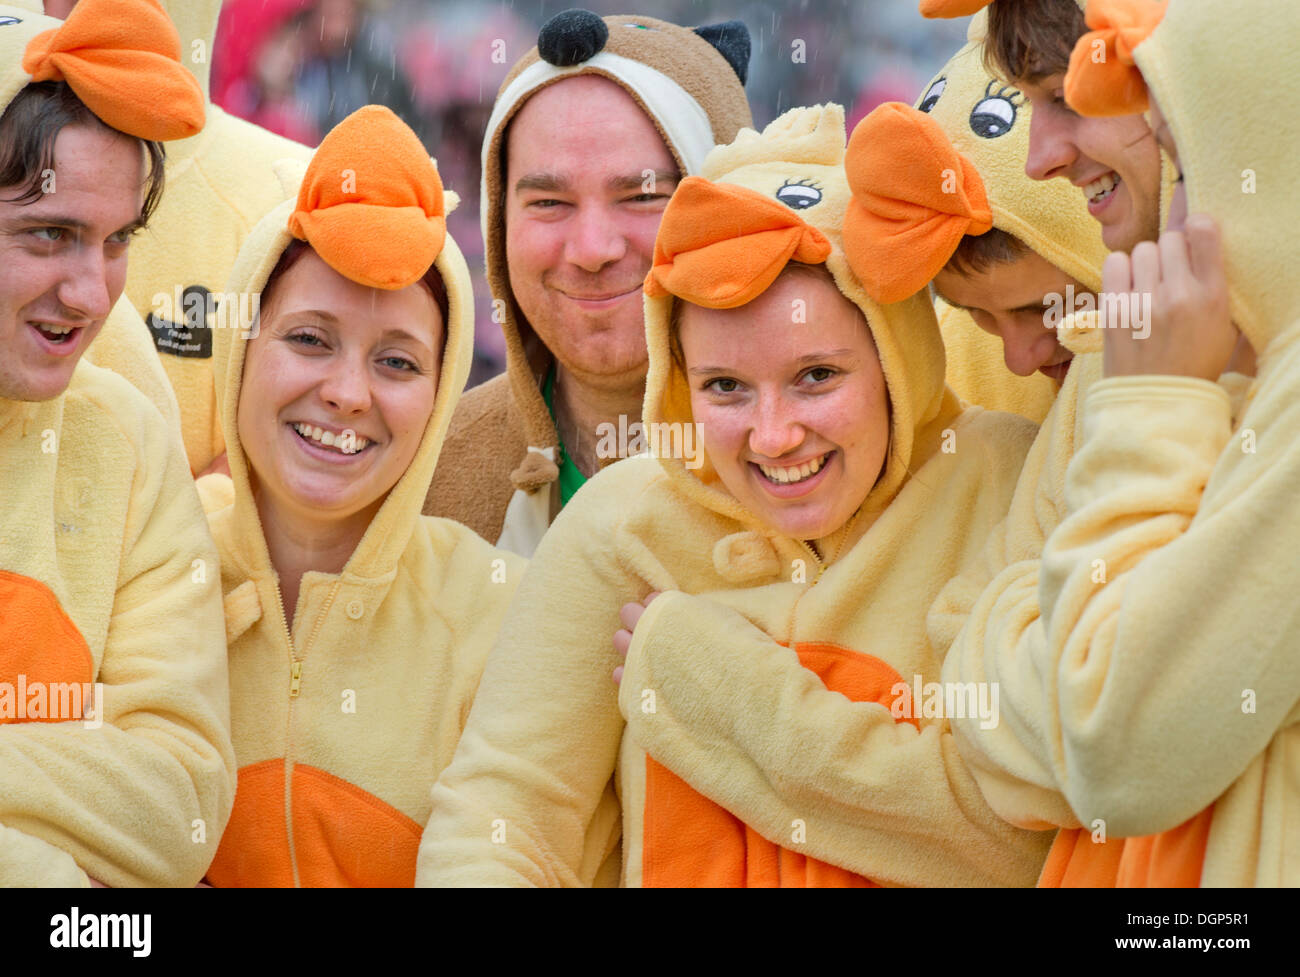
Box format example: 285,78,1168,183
944,227,1030,277
984,0,1087,84
0,82,166,223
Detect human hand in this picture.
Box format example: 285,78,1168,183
1101,214,1237,381
612,592,662,685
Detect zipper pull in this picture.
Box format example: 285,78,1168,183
289,660,302,698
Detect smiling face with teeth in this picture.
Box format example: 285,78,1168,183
0,123,146,403
1017,73,1163,253
677,263,890,544
237,247,443,543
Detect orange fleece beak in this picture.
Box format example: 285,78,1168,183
918,0,993,17
288,104,446,290
644,177,831,309
21,0,205,141
1065,0,1169,117
842,102,992,305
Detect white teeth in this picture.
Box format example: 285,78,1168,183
758,453,827,485
1084,173,1119,203
292,422,371,455
34,322,75,335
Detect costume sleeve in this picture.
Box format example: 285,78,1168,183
618,589,1053,887
0,823,91,887
1032,373,1299,836
933,358,1096,831
416,469,667,887
0,396,235,887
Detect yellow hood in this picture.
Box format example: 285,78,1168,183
917,28,1108,293
212,114,475,583
642,104,960,553
1134,0,1298,354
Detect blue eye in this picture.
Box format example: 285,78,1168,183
0,16,22,26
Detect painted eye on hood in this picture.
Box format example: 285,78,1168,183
775,179,823,210
0,16,22,25
918,77,946,113
970,81,1022,138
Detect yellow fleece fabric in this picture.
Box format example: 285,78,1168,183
417,105,1045,888
0,0,234,889
120,0,313,474
942,0,1300,886
918,23,1108,424
0,359,235,887
201,125,525,888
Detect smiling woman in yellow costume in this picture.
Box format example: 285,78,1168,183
201,105,525,888
418,104,1047,888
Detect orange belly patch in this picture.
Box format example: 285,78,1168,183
208,759,424,888
642,640,917,887
0,570,95,724
1040,806,1213,888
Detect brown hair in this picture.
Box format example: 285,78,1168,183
0,82,166,222
984,0,1088,84
260,238,451,340
944,227,1031,277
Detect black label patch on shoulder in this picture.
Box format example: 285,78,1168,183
147,284,214,359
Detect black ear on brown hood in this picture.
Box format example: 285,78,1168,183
694,21,750,86
537,8,609,66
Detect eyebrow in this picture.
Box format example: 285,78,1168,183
688,349,857,375
940,296,1050,315
515,169,681,195
0,213,147,236
278,311,436,355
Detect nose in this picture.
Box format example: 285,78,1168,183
1025,106,1078,183
562,202,628,273
318,351,372,416
1002,322,1058,377
748,390,806,460
55,245,114,322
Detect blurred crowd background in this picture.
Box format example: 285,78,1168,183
211,0,970,386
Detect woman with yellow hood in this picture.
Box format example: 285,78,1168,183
199,105,525,887
961,0,1298,887
419,104,1048,887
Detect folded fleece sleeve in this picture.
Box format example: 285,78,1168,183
1034,374,1299,837
0,822,91,887
416,474,667,887
619,589,1052,887
0,400,235,887
933,373,1087,832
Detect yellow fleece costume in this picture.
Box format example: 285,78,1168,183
417,104,1046,888
0,0,233,887
202,105,525,888
942,0,1300,887
911,19,1108,424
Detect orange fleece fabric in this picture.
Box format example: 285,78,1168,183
288,105,445,291
844,102,993,305
20,0,203,141
644,178,831,308
1065,0,1168,118
919,0,993,17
